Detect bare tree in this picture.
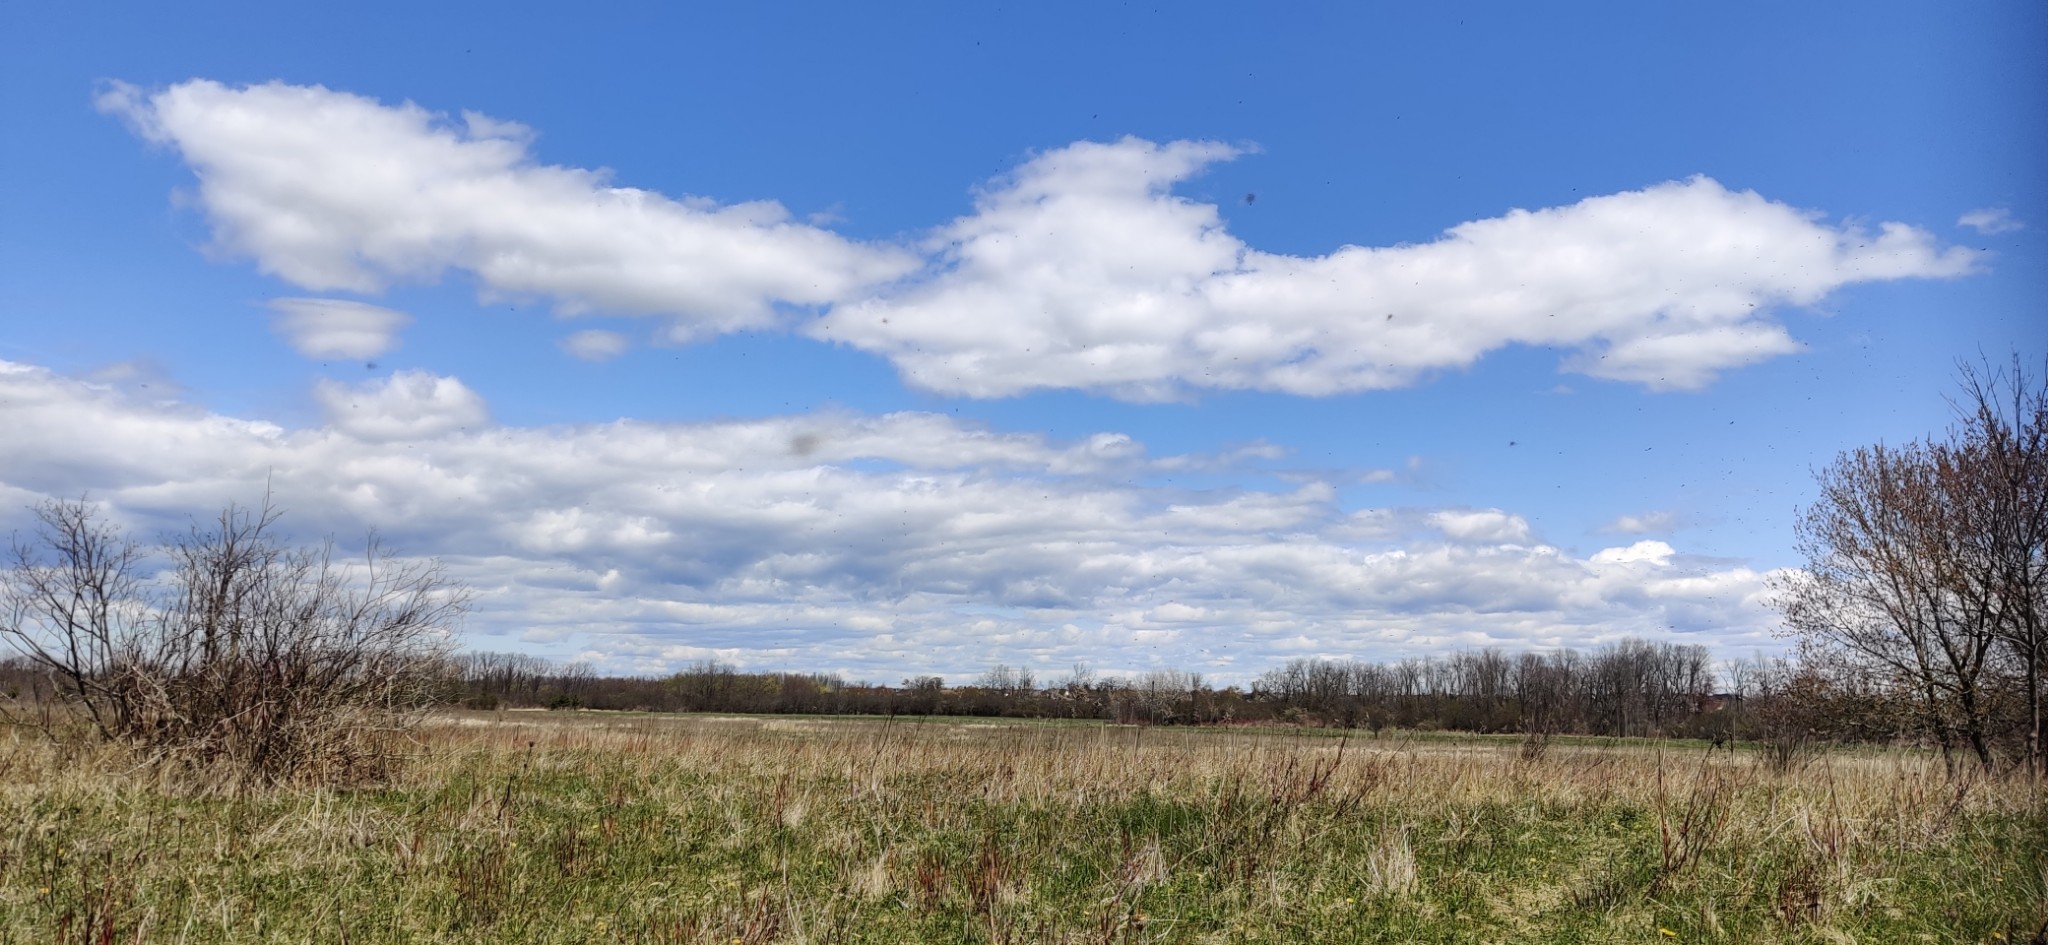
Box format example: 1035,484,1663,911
1945,356,2048,775
1777,357,2046,775
1778,439,1995,771
975,663,1036,694
1,497,467,785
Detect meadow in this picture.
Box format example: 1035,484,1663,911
0,711,2041,944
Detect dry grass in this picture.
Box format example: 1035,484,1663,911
1,710,2042,943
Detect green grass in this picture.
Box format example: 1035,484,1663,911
1,712,2041,943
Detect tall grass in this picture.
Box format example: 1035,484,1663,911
1,711,2042,943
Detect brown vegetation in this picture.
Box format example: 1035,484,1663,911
1,497,466,785
0,711,2039,943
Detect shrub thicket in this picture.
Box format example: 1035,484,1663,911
1,497,466,785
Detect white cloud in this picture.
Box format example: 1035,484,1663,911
313,370,489,441
101,80,918,337
1591,540,1677,567
105,83,1978,401
814,138,1977,398
1428,509,1533,544
560,329,629,362
77,358,183,397
1602,511,1676,534
0,357,1786,680
267,297,411,359
1957,207,2023,235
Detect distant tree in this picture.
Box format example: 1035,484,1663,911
976,663,1035,694
1133,668,1202,724
901,675,944,714
453,650,557,708
672,659,740,711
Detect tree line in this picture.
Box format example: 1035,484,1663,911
430,642,1769,742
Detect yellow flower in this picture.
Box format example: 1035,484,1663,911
1345,897,1355,904
1658,930,1678,939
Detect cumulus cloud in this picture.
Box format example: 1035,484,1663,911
0,357,1784,679
1591,540,1677,567
267,297,411,359
313,370,489,440
107,82,1977,400
560,329,629,362
814,138,1976,398
100,80,918,337
1958,207,2023,235
1428,509,1533,544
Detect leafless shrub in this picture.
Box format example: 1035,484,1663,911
1763,732,1816,775
1653,757,1734,884
1,496,466,786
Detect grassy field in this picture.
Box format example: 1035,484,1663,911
1,711,2042,944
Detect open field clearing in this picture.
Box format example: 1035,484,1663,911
1,712,2042,944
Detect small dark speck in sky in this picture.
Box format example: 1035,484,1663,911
1243,193,1256,205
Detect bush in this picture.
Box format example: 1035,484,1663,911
1,497,467,786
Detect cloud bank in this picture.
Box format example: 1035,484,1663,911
0,359,1781,679
105,82,1979,400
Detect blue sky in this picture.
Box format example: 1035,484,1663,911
2,2,2042,682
